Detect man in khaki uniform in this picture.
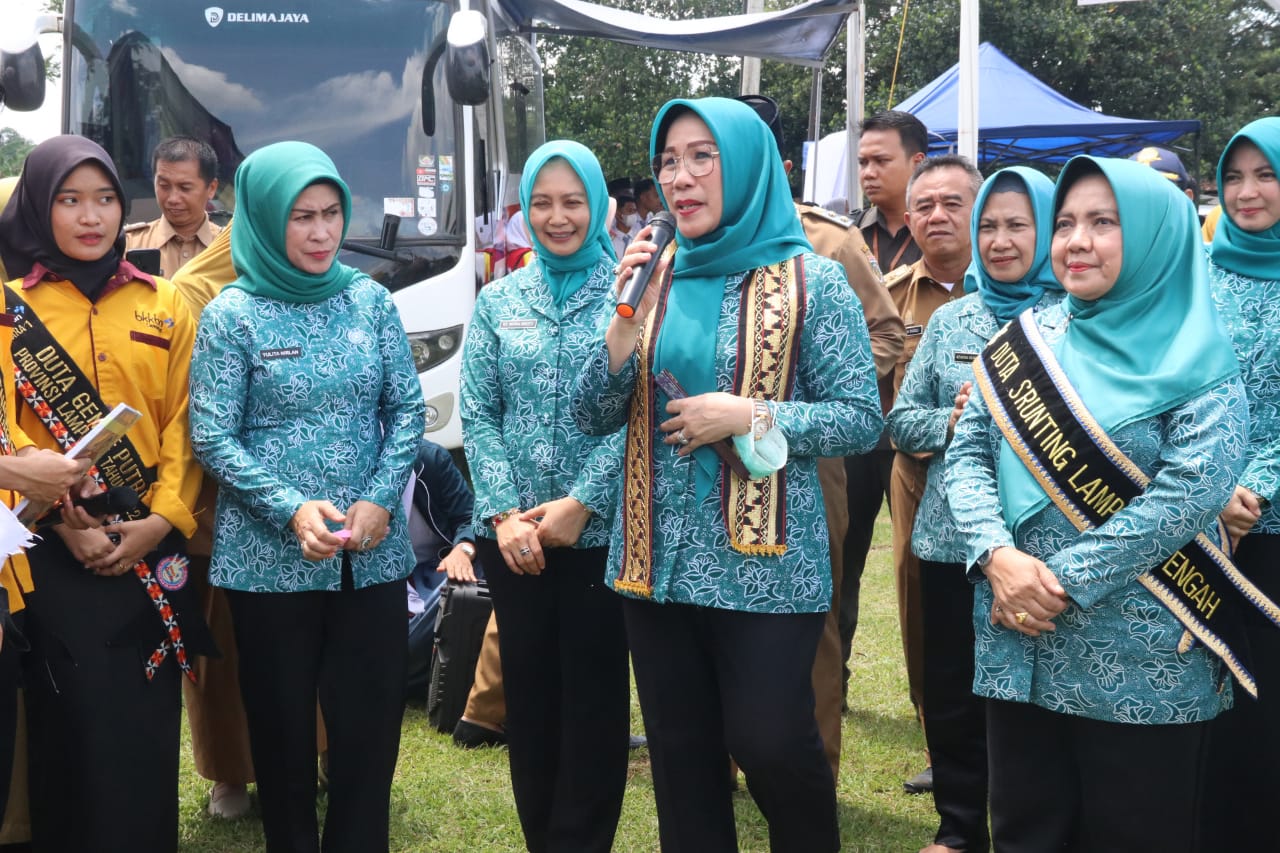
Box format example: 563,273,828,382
889,156,980,807
124,136,221,278
740,94,906,782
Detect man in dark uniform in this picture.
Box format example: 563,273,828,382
842,110,931,788
738,94,905,783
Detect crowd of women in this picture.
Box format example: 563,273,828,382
0,91,1274,853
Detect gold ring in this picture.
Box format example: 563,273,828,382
1015,611,1030,625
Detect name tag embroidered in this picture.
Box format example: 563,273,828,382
260,346,303,361
500,319,538,330
905,324,924,336
953,351,978,364
129,330,171,350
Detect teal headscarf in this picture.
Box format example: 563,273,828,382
228,141,358,303
648,97,812,499
1210,116,1280,281
999,156,1240,532
963,167,1062,324
518,140,615,306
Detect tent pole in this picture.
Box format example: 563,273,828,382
740,0,763,94
957,0,979,163
846,2,864,207
809,67,823,201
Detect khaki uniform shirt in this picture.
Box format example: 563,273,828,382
124,215,222,279
884,258,965,406
796,202,905,382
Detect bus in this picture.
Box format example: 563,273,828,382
3,0,546,450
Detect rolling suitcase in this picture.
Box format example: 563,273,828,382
427,580,492,733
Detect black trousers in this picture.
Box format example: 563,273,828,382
22,536,182,853
1200,531,1280,851
479,540,629,853
840,447,894,672
987,699,1207,853
225,557,406,853
920,560,988,852
623,598,837,853
0,608,21,830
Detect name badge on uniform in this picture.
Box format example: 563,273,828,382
954,351,978,364
500,319,538,330
260,346,302,361
905,324,924,337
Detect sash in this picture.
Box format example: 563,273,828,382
617,257,805,597
4,285,203,683
974,311,1280,698
6,287,154,504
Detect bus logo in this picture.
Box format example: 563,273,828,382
205,7,224,27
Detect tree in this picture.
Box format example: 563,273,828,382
0,127,35,176
858,0,1280,182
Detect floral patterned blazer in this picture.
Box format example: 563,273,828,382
189,276,425,592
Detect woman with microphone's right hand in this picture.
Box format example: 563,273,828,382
605,225,672,372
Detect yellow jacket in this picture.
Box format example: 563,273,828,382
7,270,201,538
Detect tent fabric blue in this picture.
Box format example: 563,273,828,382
895,42,1200,163
495,0,853,68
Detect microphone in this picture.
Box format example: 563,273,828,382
616,211,677,319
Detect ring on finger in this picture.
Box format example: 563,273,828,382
676,429,690,447
612,264,622,276
360,535,374,551
1015,611,1030,625
518,546,532,556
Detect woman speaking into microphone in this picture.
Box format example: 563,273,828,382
572,97,882,851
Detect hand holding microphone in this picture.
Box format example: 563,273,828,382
615,211,677,320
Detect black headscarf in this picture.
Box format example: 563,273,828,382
0,135,126,298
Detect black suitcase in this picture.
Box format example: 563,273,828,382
427,579,492,734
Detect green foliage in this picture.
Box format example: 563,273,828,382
0,127,35,176
542,0,1279,193
860,0,1280,183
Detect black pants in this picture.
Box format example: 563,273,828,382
225,557,406,853
840,448,893,673
623,599,837,853
479,540,629,853
0,608,20,830
1200,531,1280,851
920,560,988,852
987,699,1207,853
22,536,182,853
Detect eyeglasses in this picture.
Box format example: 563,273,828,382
652,144,720,184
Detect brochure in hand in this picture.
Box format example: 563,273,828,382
13,402,143,527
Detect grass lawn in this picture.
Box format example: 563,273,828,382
176,506,935,851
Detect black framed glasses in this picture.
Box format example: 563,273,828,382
652,144,720,184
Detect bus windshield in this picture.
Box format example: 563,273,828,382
64,0,464,254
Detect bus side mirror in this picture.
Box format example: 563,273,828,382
0,42,46,112
444,10,489,106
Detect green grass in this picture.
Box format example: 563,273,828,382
176,506,935,851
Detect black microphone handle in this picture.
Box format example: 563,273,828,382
616,213,677,318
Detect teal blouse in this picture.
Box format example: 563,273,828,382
189,276,425,592
460,257,623,545
572,252,883,613
946,302,1248,724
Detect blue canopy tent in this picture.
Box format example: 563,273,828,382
804,42,1200,202
898,42,1200,161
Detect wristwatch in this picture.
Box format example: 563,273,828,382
457,541,477,561
975,546,999,572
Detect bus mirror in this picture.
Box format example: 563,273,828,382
0,42,46,112
445,10,489,106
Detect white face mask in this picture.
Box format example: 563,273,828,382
622,212,640,230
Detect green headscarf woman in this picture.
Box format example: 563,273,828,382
1211,116,1280,281
228,141,358,303
999,155,1239,531
518,139,615,305
648,97,811,498
964,166,1062,324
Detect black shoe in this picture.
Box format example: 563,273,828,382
452,719,507,749
903,765,933,794
628,733,648,750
